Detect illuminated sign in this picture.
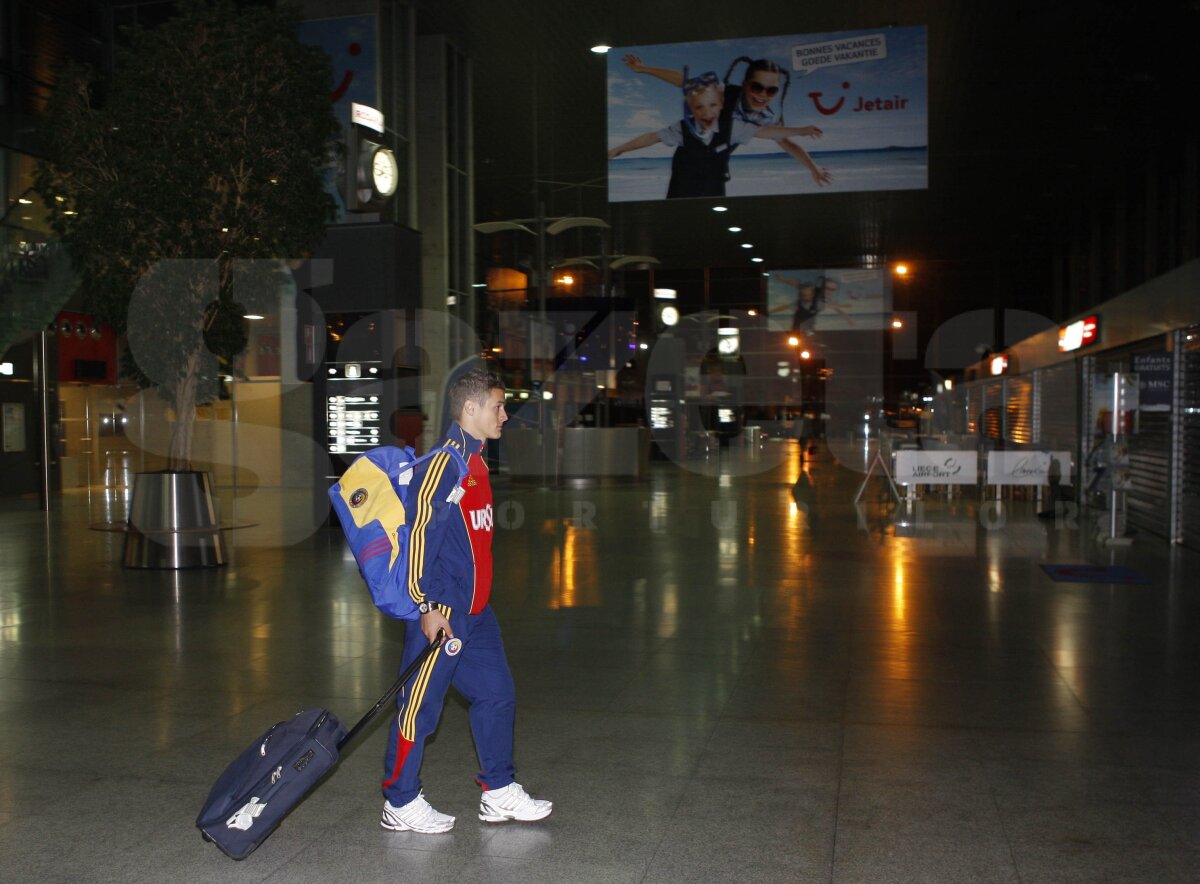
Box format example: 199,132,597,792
1058,315,1098,352
607,27,928,203
327,393,382,454
350,102,384,134
650,405,674,429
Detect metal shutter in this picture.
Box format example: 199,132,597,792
1005,377,1034,445
982,380,1004,440
1037,362,1079,454
1180,328,1200,549
1094,338,1174,540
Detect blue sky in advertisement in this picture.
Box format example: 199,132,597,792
298,15,378,220
607,26,927,201
298,15,378,127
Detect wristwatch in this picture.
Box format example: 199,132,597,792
418,601,437,615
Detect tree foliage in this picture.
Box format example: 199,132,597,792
34,0,339,468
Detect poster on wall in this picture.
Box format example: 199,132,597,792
765,267,892,331
607,26,927,202
3,403,26,453
298,15,379,219
1131,352,1171,412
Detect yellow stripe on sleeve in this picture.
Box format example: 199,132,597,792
406,452,450,603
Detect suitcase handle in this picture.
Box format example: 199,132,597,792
337,633,443,751
259,722,283,757
258,710,332,758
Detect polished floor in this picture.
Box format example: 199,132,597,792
2,439,1199,883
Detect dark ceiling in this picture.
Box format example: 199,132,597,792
420,0,1200,319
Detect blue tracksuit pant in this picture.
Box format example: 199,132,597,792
381,604,516,806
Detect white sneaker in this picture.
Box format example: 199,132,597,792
381,792,455,834
478,782,553,823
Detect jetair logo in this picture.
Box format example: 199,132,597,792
807,81,910,116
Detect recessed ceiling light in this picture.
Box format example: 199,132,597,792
727,226,742,233
712,205,728,212
590,44,611,54
751,257,764,263
741,243,753,249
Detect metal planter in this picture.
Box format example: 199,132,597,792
123,470,228,569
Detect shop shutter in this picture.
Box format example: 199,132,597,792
1005,376,1033,445
1037,361,1079,455
1094,338,1174,540
1180,328,1200,550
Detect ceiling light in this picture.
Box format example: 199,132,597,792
243,313,264,320
751,257,764,263
18,197,32,205
590,44,612,53
712,205,728,212
727,226,742,233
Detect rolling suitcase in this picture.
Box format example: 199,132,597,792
196,636,443,859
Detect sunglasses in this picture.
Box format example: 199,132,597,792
747,81,780,96
683,71,720,94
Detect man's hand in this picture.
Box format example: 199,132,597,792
420,608,453,645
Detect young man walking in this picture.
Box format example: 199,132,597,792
380,368,552,833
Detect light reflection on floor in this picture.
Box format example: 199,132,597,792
2,438,1199,881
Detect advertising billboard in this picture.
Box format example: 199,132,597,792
765,267,893,331
607,26,927,202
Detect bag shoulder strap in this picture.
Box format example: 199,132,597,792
402,443,470,502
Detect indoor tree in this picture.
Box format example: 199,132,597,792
35,0,339,470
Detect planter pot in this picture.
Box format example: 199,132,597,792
122,470,228,569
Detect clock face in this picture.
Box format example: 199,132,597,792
372,148,398,197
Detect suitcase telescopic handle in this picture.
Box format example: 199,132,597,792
337,633,443,751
